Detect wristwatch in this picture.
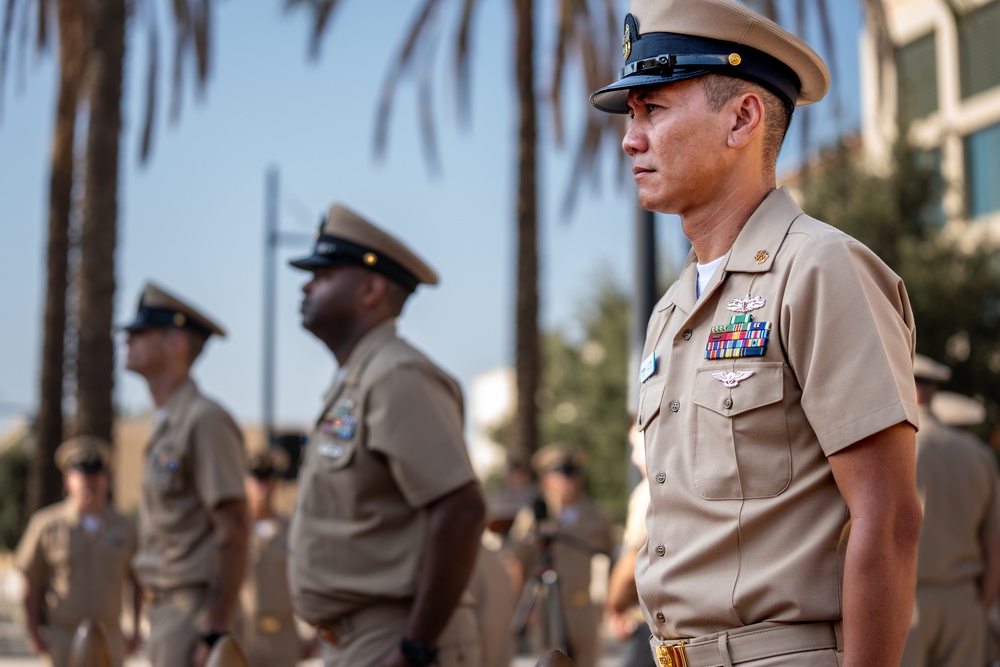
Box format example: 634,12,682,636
400,638,439,666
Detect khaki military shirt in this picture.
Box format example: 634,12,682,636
289,320,478,626
636,187,917,638
240,515,300,666
915,406,1000,585
133,378,246,590
15,500,136,628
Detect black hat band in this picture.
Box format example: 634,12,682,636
304,234,419,293
621,26,800,111
125,306,213,337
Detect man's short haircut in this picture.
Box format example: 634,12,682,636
181,329,209,365
701,74,792,174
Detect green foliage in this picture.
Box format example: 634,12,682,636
0,440,29,551
800,139,1000,437
537,272,632,523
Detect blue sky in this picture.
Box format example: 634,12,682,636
0,1,863,431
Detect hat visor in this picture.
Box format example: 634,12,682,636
590,70,711,113
288,254,359,271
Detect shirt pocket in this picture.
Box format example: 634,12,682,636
637,376,667,433
691,362,791,500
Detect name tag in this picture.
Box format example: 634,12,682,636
640,353,657,383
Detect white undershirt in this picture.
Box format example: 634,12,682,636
696,256,724,299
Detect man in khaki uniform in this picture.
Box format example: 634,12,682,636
287,203,487,667
901,357,1000,667
123,282,249,667
15,436,140,667
507,443,614,667
237,448,312,667
590,1,922,664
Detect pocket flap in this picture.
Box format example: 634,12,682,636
692,362,783,416
637,378,667,432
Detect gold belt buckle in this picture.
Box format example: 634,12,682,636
257,615,282,634
656,642,689,667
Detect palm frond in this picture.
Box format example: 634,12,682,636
193,0,210,90
169,0,191,122
0,0,19,114
137,0,159,162
452,0,478,127
549,0,576,146
372,0,443,168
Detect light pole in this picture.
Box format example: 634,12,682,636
261,166,312,446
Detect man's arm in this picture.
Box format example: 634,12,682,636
381,481,485,667
828,422,922,667
207,498,249,631
979,533,1000,612
21,578,47,654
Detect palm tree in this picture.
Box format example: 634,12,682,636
1,0,216,512
288,0,625,466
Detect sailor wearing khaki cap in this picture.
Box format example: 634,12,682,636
902,362,1000,667
236,448,314,667
123,282,249,667
15,436,140,667
287,203,486,667
592,0,921,665
506,443,613,667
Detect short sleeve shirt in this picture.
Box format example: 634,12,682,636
915,407,1000,584
636,187,917,638
288,320,478,626
15,500,137,628
132,378,247,590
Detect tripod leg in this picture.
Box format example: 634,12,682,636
542,570,569,656
511,576,543,635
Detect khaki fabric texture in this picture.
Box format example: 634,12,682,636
913,407,1000,585
146,586,210,667
508,498,615,667
636,187,917,639
237,516,301,667
15,500,137,633
901,582,985,667
467,544,516,667
133,378,247,590
288,319,478,626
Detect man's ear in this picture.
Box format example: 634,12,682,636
728,91,765,149
358,272,389,308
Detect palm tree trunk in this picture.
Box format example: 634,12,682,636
74,0,124,442
512,0,539,467
27,0,86,514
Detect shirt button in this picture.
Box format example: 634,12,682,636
656,472,666,484
670,400,680,412
682,329,693,340
656,612,666,623
723,397,733,409
656,545,666,557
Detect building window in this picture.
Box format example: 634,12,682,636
897,32,938,121
913,147,946,229
965,122,1000,219
959,0,1000,99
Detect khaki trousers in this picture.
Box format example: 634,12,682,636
146,587,210,667
900,582,986,667
320,601,481,667
45,622,125,667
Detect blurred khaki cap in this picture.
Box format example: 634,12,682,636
289,203,438,292
590,0,830,113
532,443,587,475
55,436,112,473
914,354,952,383
121,281,226,337
931,391,986,427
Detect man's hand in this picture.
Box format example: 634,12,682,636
191,639,210,667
